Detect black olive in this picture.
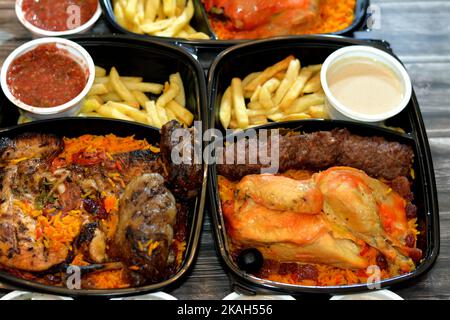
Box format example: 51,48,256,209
237,248,264,273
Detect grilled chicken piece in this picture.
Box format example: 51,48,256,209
114,174,177,284
0,134,73,272
315,167,420,273
161,120,203,199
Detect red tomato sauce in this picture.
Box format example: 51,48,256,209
7,44,87,108
22,0,98,32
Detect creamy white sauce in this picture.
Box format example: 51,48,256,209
327,57,404,115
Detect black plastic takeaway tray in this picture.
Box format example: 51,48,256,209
207,38,440,295
100,0,370,54
0,36,208,298
0,35,208,129
0,118,208,298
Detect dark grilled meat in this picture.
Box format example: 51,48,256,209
217,129,414,181
334,129,414,181
161,120,203,199
0,134,62,162
114,174,177,284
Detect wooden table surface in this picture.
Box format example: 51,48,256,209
0,0,449,300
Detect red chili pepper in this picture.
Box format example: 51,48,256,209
115,160,123,172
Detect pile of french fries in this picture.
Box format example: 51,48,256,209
219,55,328,130
114,0,210,40
80,66,194,128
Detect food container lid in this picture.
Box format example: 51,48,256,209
0,290,73,300
330,290,404,300
223,292,296,300
110,292,178,300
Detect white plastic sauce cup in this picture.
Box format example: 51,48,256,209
320,45,412,123
15,0,102,38
0,37,95,120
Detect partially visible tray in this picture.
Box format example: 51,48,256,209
100,0,370,46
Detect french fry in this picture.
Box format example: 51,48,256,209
156,105,169,124
250,85,262,103
245,55,295,91
101,92,123,102
280,113,312,121
97,104,134,122
242,72,262,89
229,119,239,129
144,101,161,128
109,67,139,104
88,84,109,96
186,32,210,40
125,0,138,22
306,64,323,74
81,99,102,113
163,0,176,17
90,95,104,105
247,101,263,110
94,76,144,84
166,100,194,126
132,90,151,108
125,82,164,94
156,0,194,37
141,17,175,33
249,115,269,126
165,108,178,121
145,0,159,22
156,82,179,108
183,23,196,34
219,87,232,129
95,66,107,77
170,73,185,106
273,71,286,81
267,113,286,122
114,1,129,29
285,92,325,115
259,86,274,109
176,30,189,38
231,78,249,129
262,78,281,93
308,105,328,119
105,101,148,123
246,108,278,117
79,112,104,118
274,59,301,105
279,68,314,110
303,73,321,94
135,0,146,25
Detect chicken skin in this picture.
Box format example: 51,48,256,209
220,167,420,275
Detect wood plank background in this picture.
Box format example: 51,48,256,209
0,0,449,300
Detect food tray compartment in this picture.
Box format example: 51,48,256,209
207,36,413,134
0,117,208,297
0,34,208,130
208,119,439,295
100,0,370,47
